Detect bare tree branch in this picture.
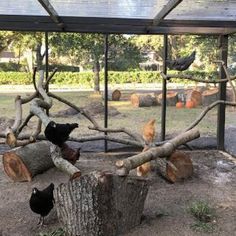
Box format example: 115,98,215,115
184,100,236,131
88,126,144,143
16,113,34,136
48,92,99,127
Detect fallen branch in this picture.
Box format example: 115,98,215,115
116,128,200,176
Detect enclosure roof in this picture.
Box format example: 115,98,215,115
1,0,236,35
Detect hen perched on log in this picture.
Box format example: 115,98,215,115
44,121,78,147
166,51,196,71
29,183,54,226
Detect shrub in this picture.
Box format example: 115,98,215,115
0,70,218,86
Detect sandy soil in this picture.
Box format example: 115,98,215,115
0,149,235,236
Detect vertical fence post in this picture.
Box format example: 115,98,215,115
104,34,109,152
161,34,168,141
217,35,228,150
45,31,49,116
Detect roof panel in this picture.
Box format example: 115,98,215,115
50,0,168,19
167,0,236,21
0,0,48,15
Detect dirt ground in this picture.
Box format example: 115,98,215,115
0,149,235,236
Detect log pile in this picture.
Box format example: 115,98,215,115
55,171,149,236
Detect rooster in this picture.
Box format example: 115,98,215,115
166,51,196,71
137,119,156,177
29,183,54,226
44,121,78,147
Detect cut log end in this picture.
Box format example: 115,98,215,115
166,151,193,183
70,171,81,180
2,152,32,182
130,93,156,107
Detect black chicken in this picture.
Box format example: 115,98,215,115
29,183,54,226
166,51,196,71
44,121,78,147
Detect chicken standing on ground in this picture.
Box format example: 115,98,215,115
29,183,54,226
137,119,156,177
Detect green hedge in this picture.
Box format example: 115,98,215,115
0,71,218,86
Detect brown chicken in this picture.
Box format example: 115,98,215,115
137,119,156,177
142,119,156,146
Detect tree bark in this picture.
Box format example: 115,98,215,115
93,60,100,92
2,141,54,182
54,171,149,236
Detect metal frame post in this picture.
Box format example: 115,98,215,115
161,34,168,141
104,34,109,152
217,34,228,150
45,31,49,115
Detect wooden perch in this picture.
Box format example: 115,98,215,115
54,171,149,236
116,128,200,176
2,141,54,182
30,70,52,127
50,144,81,180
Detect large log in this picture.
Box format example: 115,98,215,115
2,141,53,182
130,93,157,107
185,89,202,106
202,88,219,106
157,91,178,106
103,89,121,101
55,171,149,236
156,151,193,183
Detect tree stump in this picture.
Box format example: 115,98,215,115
2,141,54,182
156,151,193,183
130,93,157,107
185,89,202,106
202,88,219,106
157,91,178,106
103,89,121,101
55,171,149,236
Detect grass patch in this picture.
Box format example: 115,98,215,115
38,227,65,236
188,200,216,233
